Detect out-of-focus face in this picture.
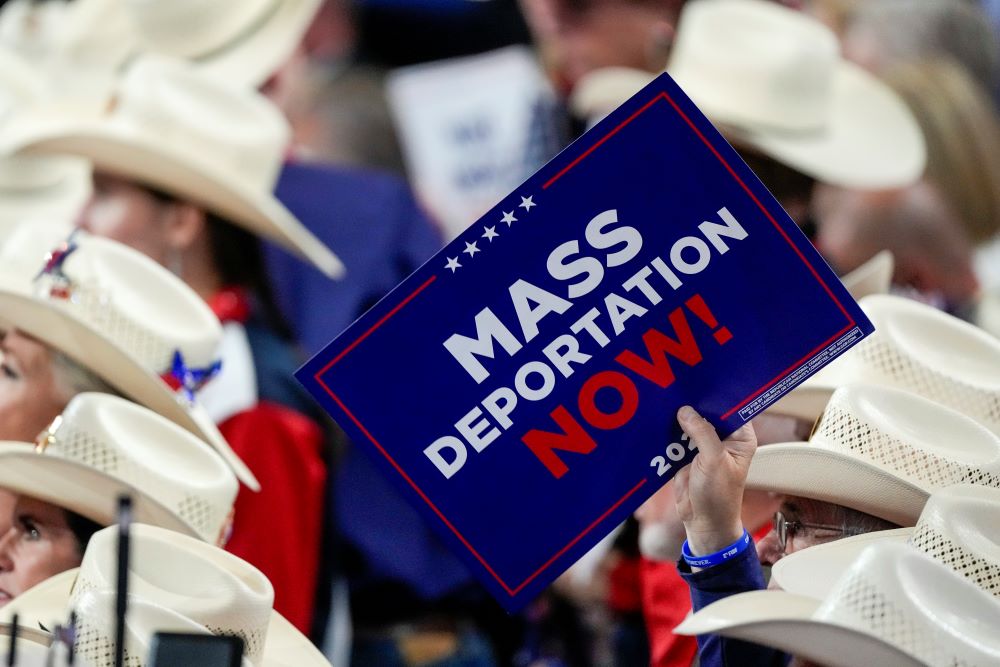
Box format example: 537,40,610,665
524,0,678,94
815,182,979,310
0,330,68,443
0,496,84,605
77,172,172,266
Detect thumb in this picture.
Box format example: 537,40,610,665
677,406,724,461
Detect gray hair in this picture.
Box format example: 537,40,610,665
50,351,123,404
845,0,999,99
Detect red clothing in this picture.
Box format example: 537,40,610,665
641,523,773,667
208,288,327,634
220,403,326,634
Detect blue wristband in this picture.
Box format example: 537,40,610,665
682,529,751,568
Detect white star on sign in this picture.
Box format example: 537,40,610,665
463,241,480,257
501,211,517,226
519,195,536,211
445,257,461,273
482,226,499,242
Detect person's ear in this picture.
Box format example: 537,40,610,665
163,201,207,253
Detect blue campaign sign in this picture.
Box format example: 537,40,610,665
297,73,873,611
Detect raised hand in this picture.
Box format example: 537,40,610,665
673,405,757,556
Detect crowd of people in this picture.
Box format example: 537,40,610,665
0,0,995,665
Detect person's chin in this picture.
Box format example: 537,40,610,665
0,589,13,607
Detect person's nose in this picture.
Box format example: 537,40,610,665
756,528,784,566
0,529,17,572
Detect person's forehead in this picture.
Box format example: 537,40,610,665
1,329,51,366
13,495,68,524
781,496,840,521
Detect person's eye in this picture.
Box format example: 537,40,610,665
20,519,40,541
0,363,18,380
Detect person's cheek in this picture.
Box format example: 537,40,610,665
80,197,131,242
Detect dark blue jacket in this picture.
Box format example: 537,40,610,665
678,544,791,667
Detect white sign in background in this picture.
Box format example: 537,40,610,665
387,45,561,240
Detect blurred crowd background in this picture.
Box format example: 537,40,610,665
0,0,996,665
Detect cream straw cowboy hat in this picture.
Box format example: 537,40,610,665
0,228,259,490
772,484,1000,600
0,55,344,279
0,46,91,233
4,524,331,666
769,294,1000,426
124,0,322,88
675,542,1000,667
570,0,925,190
0,393,237,543
745,384,1000,526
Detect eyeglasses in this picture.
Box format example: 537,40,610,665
773,511,858,554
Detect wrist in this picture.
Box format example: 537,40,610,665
682,529,752,570
683,521,745,556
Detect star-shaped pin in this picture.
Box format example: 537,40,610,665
482,226,499,242
501,211,517,226
519,195,536,211
445,257,462,273
463,241,480,257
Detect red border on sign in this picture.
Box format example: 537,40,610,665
314,90,855,597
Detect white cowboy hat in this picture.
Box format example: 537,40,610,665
4,524,331,667
0,46,92,233
0,55,344,279
772,484,1000,600
0,155,90,234
0,227,259,490
0,0,136,73
0,625,55,666
0,392,237,543
746,384,1000,526
768,294,1000,426
124,0,322,88
675,541,1000,667
570,0,925,190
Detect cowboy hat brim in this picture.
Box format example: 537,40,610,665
685,61,925,190
570,60,925,190
746,443,929,526
1,568,332,666
0,288,259,490
0,155,90,229
3,112,344,279
673,590,924,667
771,529,911,599
0,444,203,540
192,0,323,89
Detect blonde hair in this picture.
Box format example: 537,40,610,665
883,58,1000,244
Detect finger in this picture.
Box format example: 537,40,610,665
724,422,758,462
677,405,725,460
